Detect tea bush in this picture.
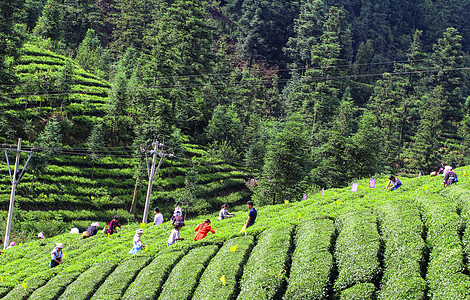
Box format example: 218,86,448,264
237,226,294,299
283,218,335,300
158,245,219,300
122,250,184,300
193,236,254,300
334,211,380,292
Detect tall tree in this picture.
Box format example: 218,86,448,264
0,0,25,89
284,0,326,68
141,0,217,134
76,29,111,78
430,28,465,134
254,118,311,205
409,86,445,172
299,6,352,127
111,0,162,56
367,72,407,172
238,0,298,66
311,96,356,188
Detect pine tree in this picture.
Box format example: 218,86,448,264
300,6,352,127
410,86,445,172
254,119,310,205
284,0,326,68
352,111,382,178
76,29,111,78
106,70,128,139
0,0,25,89
431,28,465,131
205,104,243,150
29,117,63,193
367,72,406,172
311,96,356,188
87,122,105,179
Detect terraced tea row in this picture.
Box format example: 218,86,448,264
2,172,470,299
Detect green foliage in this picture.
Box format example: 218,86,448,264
340,282,376,300
284,218,335,300
255,119,310,205
193,236,254,299
122,251,184,300
416,193,470,298
237,226,293,299
58,261,118,300
158,245,219,300
334,211,380,293
377,201,426,299
91,256,151,300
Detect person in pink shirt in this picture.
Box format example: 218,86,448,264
194,219,215,241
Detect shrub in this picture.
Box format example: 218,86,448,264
29,272,80,300
237,226,294,299
90,256,151,300
377,201,426,300
158,245,219,300
58,261,117,300
193,236,255,299
340,282,376,300
416,194,470,298
122,251,184,300
334,211,380,293
284,218,335,300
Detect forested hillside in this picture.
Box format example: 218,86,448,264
1,0,470,235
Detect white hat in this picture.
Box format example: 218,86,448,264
174,206,181,213
136,229,143,234
91,222,99,227
38,232,44,239
56,243,64,248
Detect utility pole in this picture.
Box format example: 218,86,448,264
142,139,173,224
3,138,34,249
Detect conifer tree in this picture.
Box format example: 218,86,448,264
410,86,445,172
254,119,310,205
311,96,356,188
300,6,352,127
284,0,326,68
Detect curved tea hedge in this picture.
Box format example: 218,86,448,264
1,168,470,299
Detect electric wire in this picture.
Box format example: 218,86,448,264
3,64,470,99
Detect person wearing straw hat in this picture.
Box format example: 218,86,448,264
129,229,148,254
50,243,64,268
82,222,100,239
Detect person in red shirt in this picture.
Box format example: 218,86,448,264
194,219,215,241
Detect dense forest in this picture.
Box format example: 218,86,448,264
2,0,470,207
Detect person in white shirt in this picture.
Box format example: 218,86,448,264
218,204,235,220
153,207,164,226
70,226,79,234
167,224,184,246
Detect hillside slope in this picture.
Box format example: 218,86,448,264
1,168,470,299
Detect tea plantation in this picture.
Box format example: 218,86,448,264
1,168,470,299
0,42,253,238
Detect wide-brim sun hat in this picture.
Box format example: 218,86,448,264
91,222,99,227
136,229,143,234
56,243,63,248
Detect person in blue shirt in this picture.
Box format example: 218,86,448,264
50,243,64,268
129,229,148,254
245,201,257,228
386,175,402,191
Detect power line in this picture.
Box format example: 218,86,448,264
3,64,470,99
2,53,470,89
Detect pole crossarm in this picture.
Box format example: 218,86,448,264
141,139,173,224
